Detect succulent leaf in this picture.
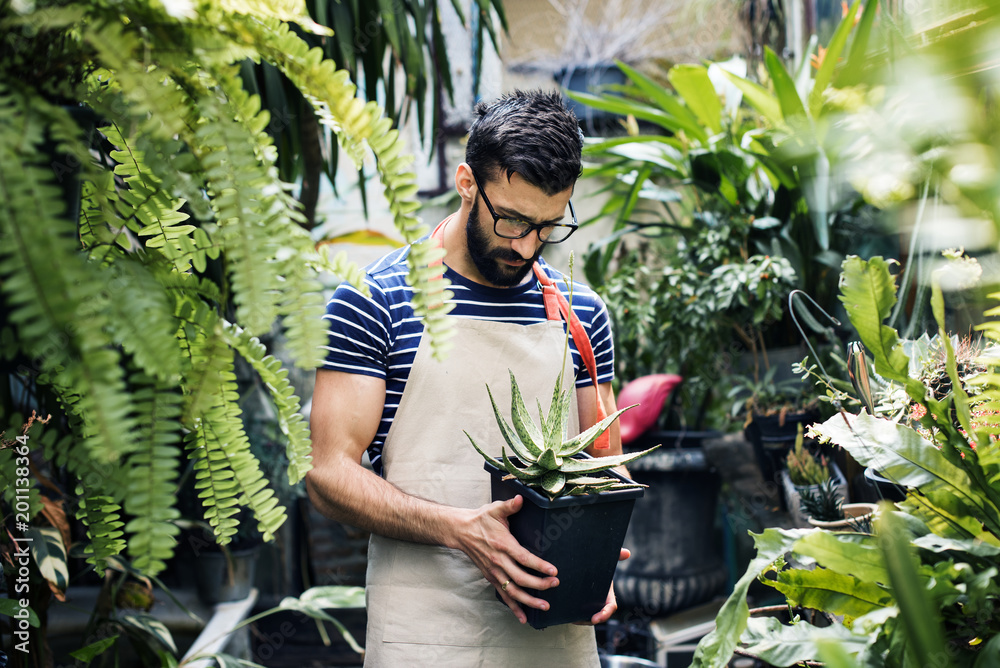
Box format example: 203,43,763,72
508,371,543,455
560,446,661,474
537,448,560,470
486,384,539,464
561,404,638,456
501,449,548,480
464,431,501,469
541,470,567,495
543,373,569,447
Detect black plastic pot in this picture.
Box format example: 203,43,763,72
485,460,643,629
613,431,726,617
194,547,260,605
856,466,907,503
745,410,817,485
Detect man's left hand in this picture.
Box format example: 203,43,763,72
577,547,630,625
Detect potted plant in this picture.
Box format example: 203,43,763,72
691,253,1000,667
465,300,660,628
780,424,847,526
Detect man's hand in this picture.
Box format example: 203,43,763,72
451,494,560,625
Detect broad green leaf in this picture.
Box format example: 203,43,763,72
120,614,177,654
816,638,864,668
764,47,806,121
720,69,782,125
564,91,690,136
813,412,1000,533
771,567,891,618
69,635,120,663
793,529,890,585
810,0,863,118
612,60,706,141
742,616,866,667
973,632,1000,668
877,511,949,667
0,599,39,626
838,0,880,87
605,142,685,175
690,528,812,668
838,257,913,387
296,585,366,609
912,534,1000,558
667,64,722,135
27,526,69,594
273,586,365,654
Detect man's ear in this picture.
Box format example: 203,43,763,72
455,163,476,203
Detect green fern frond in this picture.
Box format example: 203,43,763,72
182,315,286,543
91,251,184,385
76,486,127,573
122,374,183,576
0,87,136,465
188,100,281,335
223,322,313,484
276,229,332,369
313,247,372,299
100,124,214,275
247,20,456,360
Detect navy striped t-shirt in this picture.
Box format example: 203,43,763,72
321,244,615,475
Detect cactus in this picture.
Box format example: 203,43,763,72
465,369,661,499
785,423,829,486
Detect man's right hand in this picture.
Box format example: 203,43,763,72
449,494,559,624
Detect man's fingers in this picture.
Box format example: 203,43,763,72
619,547,631,561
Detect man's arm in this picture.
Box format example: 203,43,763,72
306,368,560,623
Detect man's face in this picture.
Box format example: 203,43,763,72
465,197,542,288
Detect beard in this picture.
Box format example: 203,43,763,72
465,198,540,287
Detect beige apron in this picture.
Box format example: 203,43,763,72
363,314,601,667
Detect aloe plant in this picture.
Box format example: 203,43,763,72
464,369,660,499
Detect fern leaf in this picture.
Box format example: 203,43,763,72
245,19,456,360
76,487,127,573
0,86,136,465
181,313,286,543
122,374,183,576
223,322,313,484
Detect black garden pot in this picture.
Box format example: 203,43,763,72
745,410,818,486
855,466,907,503
485,460,643,629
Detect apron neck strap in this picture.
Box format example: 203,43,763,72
532,264,609,449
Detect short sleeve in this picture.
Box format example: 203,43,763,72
321,280,392,379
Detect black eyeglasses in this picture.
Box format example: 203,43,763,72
471,171,579,244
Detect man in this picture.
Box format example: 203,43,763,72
307,90,626,666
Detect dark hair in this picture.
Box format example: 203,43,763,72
465,89,584,195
